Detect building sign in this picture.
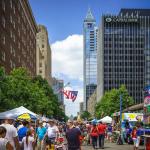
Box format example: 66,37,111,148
105,17,138,23
122,113,143,122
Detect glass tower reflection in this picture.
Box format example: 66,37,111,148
83,8,97,110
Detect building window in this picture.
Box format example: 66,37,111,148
40,63,42,67
13,35,15,42
11,30,13,38
10,0,12,8
2,16,5,28
18,29,20,37
10,15,12,23
2,0,5,11
18,42,20,49
18,16,20,24
13,22,15,29
10,45,13,54
18,1,20,10
10,60,13,68
13,48,15,57
2,51,5,61
13,6,15,14
2,35,5,45
18,56,21,63
13,63,16,68
42,44,44,48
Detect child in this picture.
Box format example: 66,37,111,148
0,126,13,150
22,129,35,150
131,126,137,150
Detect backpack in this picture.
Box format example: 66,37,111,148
90,127,98,137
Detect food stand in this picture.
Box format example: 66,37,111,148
143,86,150,150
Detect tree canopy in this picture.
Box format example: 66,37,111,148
95,85,134,118
80,111,91,120
0,67,66,120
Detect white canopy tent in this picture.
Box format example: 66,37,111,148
0,106,39,120
100,116,112,124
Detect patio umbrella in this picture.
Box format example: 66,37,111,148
17,113,37,121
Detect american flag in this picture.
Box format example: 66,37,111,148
61,90,78,102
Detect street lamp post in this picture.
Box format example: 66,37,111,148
120,94,122,125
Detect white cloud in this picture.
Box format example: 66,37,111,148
51,34,83,81
51,34,84,116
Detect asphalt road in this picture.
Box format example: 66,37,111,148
81,143,145,150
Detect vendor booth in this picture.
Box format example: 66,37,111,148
0,106,39,120
99,116,112,124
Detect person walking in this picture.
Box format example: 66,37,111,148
36,121,47,150
0,126,13,150
46,119,58,150
66,120,81,150
18,120,29,145
131,126,137,150
97,121,106,149
90,123,98,149
22,129,35,150
107,124,112,143
0,118,20,150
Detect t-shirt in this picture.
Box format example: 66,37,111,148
132,129,137,138
22,136,34,150
0,138,8,150
37,127,47,140
66,127,81,149
47,126,57,138
98,124,106,135
0,124,18,149
18,126,28,141
136,128,142,137
107,126,112,132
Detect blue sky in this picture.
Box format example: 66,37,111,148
29,0,150,116
30,0,150,43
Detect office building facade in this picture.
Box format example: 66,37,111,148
83,8,98,110
52,77,64,105
36,25,52,85
0,0,37,75
97,9,150,104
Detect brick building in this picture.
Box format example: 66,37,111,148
0,0,37,75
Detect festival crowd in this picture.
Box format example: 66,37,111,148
0,118,145,150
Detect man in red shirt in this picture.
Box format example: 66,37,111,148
97,121,106,149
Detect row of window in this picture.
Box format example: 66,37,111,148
104,55,144,60
104,50,144,55
104,37,144,42
104,67,144,72
104,43,144,48
104,61,144,66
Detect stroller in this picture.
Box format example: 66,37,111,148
55,137,67,150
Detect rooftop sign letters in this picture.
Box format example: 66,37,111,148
105,17,138,23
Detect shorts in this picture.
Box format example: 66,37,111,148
46,137,55,144
107,132,112,137
132,137,140,147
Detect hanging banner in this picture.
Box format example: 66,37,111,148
61,90,78,102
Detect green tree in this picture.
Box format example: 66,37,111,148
0,67,67,120
95,85,134,118
81,111,91,120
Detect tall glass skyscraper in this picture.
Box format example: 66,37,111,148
83,8,98,110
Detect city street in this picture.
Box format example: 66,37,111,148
82,143,144,150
